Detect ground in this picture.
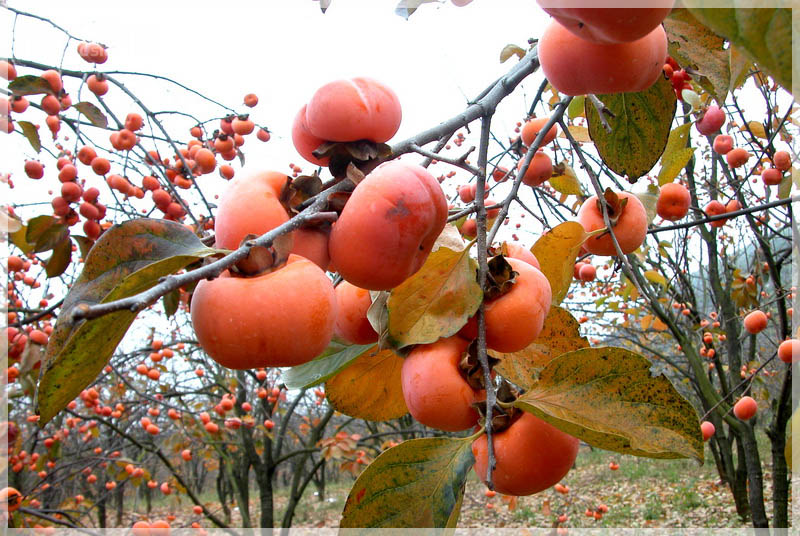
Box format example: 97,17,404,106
139,434,788,529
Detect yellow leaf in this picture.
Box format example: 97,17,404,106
549,163,582,196
515,347,704,461
741,121,767,139
325,347,407,421
387,247,482,348
564,125,592,143
532,222,590,306
657,124,695,185
641,315,653,331
499,44,526,63
494,306,589,389
652,318,668,331
644,270,668,289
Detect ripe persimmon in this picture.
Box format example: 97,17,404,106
213,170,290,250
726,147,750,169
577,192,648,256
743,310,768,334
518,151,553,187
656,182,691,221
87,74,109,96
328,161,447,290
243,93,259,107
778,339,799,364
520,117,558,148
305,77,401,143
291,105,330,167
539,20,667,96
0,487,22,512
538,6,673,44
503,243,540,269
762,167,783,186
484,257,552,353
401,336,481,431
773,150,791,172
712,135,733,155
290,227,330,271
334,281,378,345
695,105,726,136
700,421,715,441
472,412,579,496
190,255,336,368
704,200,727,228
733,396,757,420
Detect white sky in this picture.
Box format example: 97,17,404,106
1,0,549,191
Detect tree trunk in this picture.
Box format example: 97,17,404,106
115,485,124,526
739,428,769,527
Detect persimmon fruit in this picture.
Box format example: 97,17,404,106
656,182,690,221
520,117,558,148
773,150,791,172
743,310,767,334
726,148,750,169
538,20,667,96
695,105,726,136
778,339,799,364
577,192,648,256
214,170,290,250
700,421,715,441
712,135,733,155
190,255,336,368
334,281,378,345
290,227,330,271
538,6,673,44
305,77,401,143
484,257,552,353
518,151,553,187
472,412,579,496
401,336,481,431
0,487,22,512
733,396,757,421
328,161,447,290
291,105,330,167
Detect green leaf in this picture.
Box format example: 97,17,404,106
635,184,660,225
45,237,72,278
777,173,792,200
8,75,54,96
499,44,526,63
283,342,374,390
514,347,704,461
687,7,792,96
387,246,482,348
17,121,41,153
36,219,217,425
585,75,677,181
664,8,731,105
532,222,590,305
567,95,585,120
73,102,108,129
26,216,69,253
340,437,473,528
658,123,696,186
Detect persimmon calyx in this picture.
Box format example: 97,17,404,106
459,339,500,390
230,233,293,277
484,255,518,301
596,188,628,227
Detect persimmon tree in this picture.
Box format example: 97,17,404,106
2,1,796,531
